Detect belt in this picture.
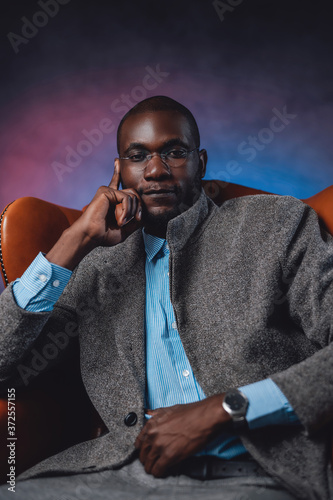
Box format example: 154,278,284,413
170,455,268,481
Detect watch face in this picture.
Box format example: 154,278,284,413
223,390,249,427
225,392,246,411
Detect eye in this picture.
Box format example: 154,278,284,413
165,149,187,159
128,152,146,162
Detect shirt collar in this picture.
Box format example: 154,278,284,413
142,228,168,262
141,188,216,259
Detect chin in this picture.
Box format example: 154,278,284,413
143,205,181,230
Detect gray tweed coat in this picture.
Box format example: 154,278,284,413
0,189,333,500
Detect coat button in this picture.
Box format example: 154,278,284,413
124,412,137,427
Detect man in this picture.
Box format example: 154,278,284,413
0,96,332,500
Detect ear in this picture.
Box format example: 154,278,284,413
198,149,207,178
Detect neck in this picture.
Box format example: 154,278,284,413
143,225,167,239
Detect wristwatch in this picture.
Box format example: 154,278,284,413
222,389,249,429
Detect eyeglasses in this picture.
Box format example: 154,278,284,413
118,147,199,169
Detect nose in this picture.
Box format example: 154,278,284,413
143,154,171,181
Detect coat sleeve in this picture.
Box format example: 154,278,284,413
270,196,333,436
0,280,78,392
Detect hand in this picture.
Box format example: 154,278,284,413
46,162,143,269
134,394,231,478
74,160,142,247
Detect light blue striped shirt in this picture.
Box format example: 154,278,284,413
142,229,299,458
13,237,299,459
13,253,72,312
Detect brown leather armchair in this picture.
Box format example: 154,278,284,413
1,180,333,481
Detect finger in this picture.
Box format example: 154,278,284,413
109,159,121,190
136,204,142,222
118,195,133,226
139,439,156,469
143,449,161,476
122,195,138,225
132,195,142,222
134,418,153,450
107,189,138,227
122,188,142,222
134,429,151,463
121,215,135,226
134,422,151,449
131,190,142,222
102,189,132,228
150,456,170,478
134,429,145,449
123,193,143,226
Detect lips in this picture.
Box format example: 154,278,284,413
142,187,177,197
143,189,175,195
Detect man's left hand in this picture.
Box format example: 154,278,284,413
134,393,231,478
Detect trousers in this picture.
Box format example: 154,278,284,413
0,458,298,500
0,459,296,500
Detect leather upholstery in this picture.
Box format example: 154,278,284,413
0,180,332,480
1,181,333,287
0,197,82,286
201,180,333,234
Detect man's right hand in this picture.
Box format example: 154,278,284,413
45,162,142,270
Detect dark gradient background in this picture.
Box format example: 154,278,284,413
0,0,332,291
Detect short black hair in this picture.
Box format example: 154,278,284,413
116,95,200,153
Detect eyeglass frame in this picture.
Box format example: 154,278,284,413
118,147,200,169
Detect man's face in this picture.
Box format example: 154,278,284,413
116,110,207,235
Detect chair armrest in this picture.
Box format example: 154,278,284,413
0,361,107,483
0,197,82,287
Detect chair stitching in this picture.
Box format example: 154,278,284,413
0,202,14,287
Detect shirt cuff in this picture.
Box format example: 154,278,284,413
239,378,300,430
12,252,72,312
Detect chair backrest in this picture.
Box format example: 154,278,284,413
1,181,333,287
201,180,333,235
0,198,82,287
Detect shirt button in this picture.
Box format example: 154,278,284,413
52,280,60,288
39,274,47,282
172,321,177,329
167,272,169,277
182,369,190,378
